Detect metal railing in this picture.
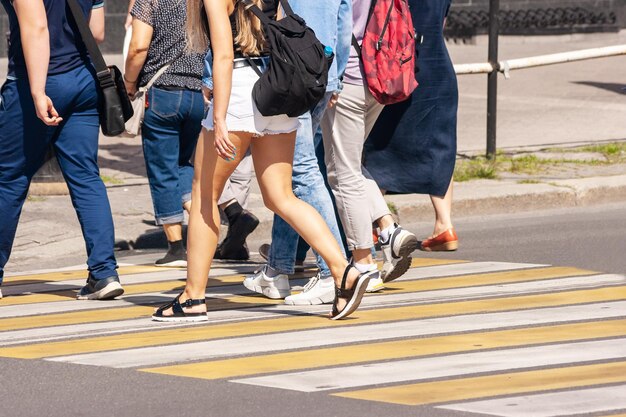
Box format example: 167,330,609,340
453,0,626,158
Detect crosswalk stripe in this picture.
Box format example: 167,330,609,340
48,303,626,368
232,337,626,392
1,257,464,288
0,264,596,309
393,261,548,282
0,287,626,339
1,278,624,350
144,314,626,380
0,271,622,323
439,384,626,417
335,361,626,406
2,265,186,286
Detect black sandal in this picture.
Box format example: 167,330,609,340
152,293,208,322
330,265,372,320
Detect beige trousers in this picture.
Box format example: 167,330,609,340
321,83,390,251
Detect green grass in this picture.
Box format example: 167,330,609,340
517,179,541,184
387,201,398,215
100,175,124,185
26,195,47,202
454,157,499,182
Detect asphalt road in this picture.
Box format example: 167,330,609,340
0,202,625,417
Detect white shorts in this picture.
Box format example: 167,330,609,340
202,61,299,136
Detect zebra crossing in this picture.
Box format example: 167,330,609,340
0,256,625,417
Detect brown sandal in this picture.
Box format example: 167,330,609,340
330,264,372,320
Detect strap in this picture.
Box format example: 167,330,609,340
240,0,272,25
140,65,170,91
352,34,362,60
66,0,107,75
245,57,264,77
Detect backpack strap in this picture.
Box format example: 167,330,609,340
351,0,378,60
240,0,294,24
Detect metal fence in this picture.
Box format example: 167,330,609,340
457,0,626,158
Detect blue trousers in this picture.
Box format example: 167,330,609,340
142,87,203,225
268,93,346,276
0,65,118,285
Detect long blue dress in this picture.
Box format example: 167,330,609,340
365,0,458,196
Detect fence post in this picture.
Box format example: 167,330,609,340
486,0,500,159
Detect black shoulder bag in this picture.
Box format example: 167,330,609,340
242,0,332,117
66,0,133,136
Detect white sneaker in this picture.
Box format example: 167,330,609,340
0,288,2,299
243,266,290,299
380,224,418,283
284,273,335,305
366,271,385,293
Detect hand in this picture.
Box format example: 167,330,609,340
32,93,62,126
202,85,213,105
213,118,236,161
328,92,340,108
124,80,137,98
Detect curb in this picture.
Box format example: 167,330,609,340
117,174,626,250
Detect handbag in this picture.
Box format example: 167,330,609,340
124,64,172,136
67,0,133,136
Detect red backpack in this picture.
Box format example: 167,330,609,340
353,0,418,104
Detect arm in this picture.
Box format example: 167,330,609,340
89,4,105,43
204,0,235,160
12,0,61,125
123,17,153,96
125,0,136,29
329,0,352,107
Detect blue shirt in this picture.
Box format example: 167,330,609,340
1,0,104,78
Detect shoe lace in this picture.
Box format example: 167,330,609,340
302,273,321,292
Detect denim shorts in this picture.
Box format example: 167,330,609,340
201,59,299,136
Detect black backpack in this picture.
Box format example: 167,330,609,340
242,0,333,117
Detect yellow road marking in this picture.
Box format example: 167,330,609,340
142,318,626,379
1,284,624,359
0,265,593,307
3,265,185,286
3,258,464,287
336,361,626,406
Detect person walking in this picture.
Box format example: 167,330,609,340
151,0,372,321
242,0,361,305
124,0,206,267
320,0,419,286
366,0,459,252
0,0,123,300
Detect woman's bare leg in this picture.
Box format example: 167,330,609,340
158,129,252,315
430,180,454,237
251,132,360,310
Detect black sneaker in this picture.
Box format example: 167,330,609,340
155,248,187,268
77,275,124,300
214,242,250,260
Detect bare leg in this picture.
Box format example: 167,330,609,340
430,180,454,237
163,223,183,242
250,133,360,311
158,129,252,315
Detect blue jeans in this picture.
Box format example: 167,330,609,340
268,92,345,276
142,87,204,225
0,65,118,285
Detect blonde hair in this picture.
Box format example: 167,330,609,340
187,0,266,56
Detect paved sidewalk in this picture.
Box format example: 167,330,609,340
2,32,626,272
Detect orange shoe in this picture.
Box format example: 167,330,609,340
420,228,458,252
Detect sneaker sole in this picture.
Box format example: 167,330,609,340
284,290,335,305
76,282,124,300
151,314,208,322
154,260,188,268
383,233,418,283
331,275,371,320
243,280,289,299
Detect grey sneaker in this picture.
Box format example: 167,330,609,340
77,275,124,300
243,266,290,299
380,225,418,283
